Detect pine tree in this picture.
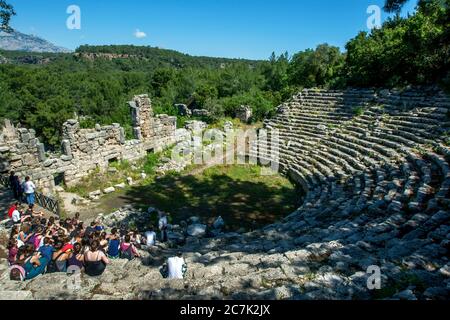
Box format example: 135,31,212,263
0,0,15,32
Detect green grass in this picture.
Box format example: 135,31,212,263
209,117,243,130
353,106,365,117
66,151,165,197
142,153,160,174
97,164,301,231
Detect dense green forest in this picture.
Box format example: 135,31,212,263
0,0,448,148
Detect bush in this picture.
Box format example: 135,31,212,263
353,107,365,117
143,153,160,174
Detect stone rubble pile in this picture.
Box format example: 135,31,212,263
236,105,253,123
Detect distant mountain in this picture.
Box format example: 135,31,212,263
0,29,71,53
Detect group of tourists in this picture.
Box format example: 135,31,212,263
9,171,37,206
3,172,187,282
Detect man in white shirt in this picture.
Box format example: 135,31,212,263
23,176,36,206
167,252,187,279
144,227,157,247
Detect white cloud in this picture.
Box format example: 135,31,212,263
134,29,147,39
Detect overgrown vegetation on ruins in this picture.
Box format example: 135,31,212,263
66,149,166,198
0,0,448,148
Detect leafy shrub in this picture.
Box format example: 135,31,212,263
353,107,365,117
142,153,160,174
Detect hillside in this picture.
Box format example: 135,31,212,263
0,29,70,53
75,45,261,69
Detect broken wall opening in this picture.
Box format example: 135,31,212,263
54,172,65,187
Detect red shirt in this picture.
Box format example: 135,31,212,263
61,244,74,252
8,205,16,218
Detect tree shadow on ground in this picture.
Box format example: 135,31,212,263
114,172,303,232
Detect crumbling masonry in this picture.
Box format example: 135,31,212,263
0,95,176,193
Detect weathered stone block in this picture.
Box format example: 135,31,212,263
36,143,46,162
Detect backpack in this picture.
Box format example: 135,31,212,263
120,245,134,261
46,252,65,274
9,265,26,281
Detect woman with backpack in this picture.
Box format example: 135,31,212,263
119,235,140,260
47,241,69,273
84,240,110,277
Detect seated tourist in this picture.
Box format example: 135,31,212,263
65,221,76,237
81,238,90,253
99,232,108,251
94,219,105,232
84,222,96,238
71,212,81,226
9,264,26,282
15,246,29,265
67,243,84,270
7,202,18,219
17,224,32,248
47,241,70,273
120,235,140,260
29,225,45,250
7,239,18,266
130,230,142,249
92,231,101,242
70,230,83,245
107,228,120,258
165,252,187,279
61,238,74,253
9,225,20,243
38,218,47,231
9,245,30,281
143,227,157,248
7,202,23,225
47,216,56,228
38,237,55,262
23,252,48,280
84,240,110,277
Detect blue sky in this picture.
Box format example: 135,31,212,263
8,0,417,60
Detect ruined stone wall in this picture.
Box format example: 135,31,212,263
0,95,177,193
